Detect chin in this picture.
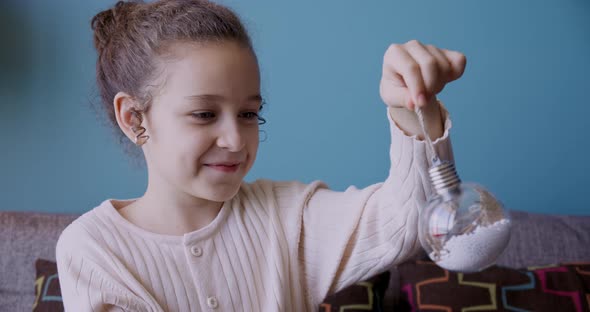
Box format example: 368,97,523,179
200,182,242,202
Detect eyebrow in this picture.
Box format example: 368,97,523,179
184,94,262,105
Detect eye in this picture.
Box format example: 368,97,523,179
191,112,216,120
240,112,259,120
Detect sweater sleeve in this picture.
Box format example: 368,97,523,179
55,223,150,312
297,101,454,303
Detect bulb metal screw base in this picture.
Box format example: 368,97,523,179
428,160,461,197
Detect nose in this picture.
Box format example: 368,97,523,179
216,118,246,152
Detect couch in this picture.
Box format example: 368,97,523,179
1,209,589,311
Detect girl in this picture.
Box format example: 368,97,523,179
56,0,465,311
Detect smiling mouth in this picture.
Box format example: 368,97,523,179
204,164,240,173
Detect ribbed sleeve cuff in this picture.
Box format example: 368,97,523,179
387,100,455,172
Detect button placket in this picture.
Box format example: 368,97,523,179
184,240,220,310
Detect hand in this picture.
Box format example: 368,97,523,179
379,40,467,111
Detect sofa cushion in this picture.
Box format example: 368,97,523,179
1,209,589,311
0,211,77,311
394,260,590,311
495,210,590,268
383,210,590,308
320,270,390,311
33,259,63,312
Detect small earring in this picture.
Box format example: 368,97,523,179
132,126,149,146
130,109,150,146
259,130,268,142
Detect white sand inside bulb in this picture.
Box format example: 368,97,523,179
430,218,511,272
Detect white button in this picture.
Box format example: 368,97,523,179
190,245,203,257
207,296,218,309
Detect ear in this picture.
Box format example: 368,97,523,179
113,91,144,144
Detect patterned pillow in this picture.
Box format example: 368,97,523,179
33,259,63,312
319,271,390,312
395,260,590,312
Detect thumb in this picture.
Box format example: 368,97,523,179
380,79,416,111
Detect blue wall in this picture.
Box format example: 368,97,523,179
1,0,588,215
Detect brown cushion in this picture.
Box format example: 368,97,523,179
33,259,63,312
394,260,590,311
319,270,390,311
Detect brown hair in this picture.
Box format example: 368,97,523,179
90,0,262,159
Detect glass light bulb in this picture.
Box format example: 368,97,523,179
418,160,512,273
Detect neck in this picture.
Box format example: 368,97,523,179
119,176,224,236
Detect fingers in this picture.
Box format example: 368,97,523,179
405,41,443,104
379,78,413,111
440,48,467,82
424,44,452,90
381,40,467,110
383,44,426,110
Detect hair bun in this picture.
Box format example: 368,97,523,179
91,1,142,52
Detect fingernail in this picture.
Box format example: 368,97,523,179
409,102,414,111
416,93,426,108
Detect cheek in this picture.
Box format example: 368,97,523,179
157,124,211,167
169,142,210,179
246,130,260,162
181,133,214,162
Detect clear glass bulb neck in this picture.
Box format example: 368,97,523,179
428,160,461,197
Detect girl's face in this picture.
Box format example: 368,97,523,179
142,41,261,202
